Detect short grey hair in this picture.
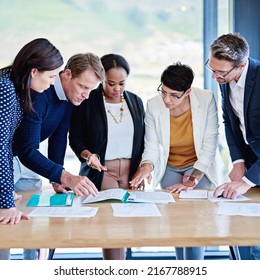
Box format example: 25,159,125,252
210,33,249,66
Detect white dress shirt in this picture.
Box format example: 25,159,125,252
229,60,249,144
228,60,255,186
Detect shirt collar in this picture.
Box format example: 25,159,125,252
230,59,249,90
54,73,68,101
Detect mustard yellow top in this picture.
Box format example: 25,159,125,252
168,109,197,168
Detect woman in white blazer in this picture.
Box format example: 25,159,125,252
130,62,222,260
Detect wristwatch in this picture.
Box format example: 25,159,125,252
188,176,195,182
187,176,198,186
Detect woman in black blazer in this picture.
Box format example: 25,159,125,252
69,54,145,260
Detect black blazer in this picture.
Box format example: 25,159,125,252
220,58,260,184
69,84,145,190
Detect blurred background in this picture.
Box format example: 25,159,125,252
0,0,230,182
0,0,244,259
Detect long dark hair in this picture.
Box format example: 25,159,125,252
10,38,63,113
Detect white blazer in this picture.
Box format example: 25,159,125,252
142,87,223,187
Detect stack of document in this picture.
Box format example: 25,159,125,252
111,203,161,217
29,207,98,218
179,189,208,199
82,188,175,204
179,189,250,202
217,203,260,216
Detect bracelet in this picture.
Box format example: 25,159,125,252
140,160,154,171
182,175,198,187
86,153,100,164
86,153,92,162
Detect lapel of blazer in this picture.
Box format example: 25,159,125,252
244,58,256,130
124,90,135,122
189,91,201,154
96,85,108,131
220,83,236,124
220,83,231,105
157,99,170,155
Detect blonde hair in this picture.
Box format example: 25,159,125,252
64,53,105,81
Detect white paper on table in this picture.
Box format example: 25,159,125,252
179,189,208,199
207,191,250,202
72,196,84,208
127,191,175,204
82,188,127,203
217,202,260,216
29,206,98,218
13,191,22,201
111,203,161,217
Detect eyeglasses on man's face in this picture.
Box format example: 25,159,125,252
157,84,186,99
205,59,236,79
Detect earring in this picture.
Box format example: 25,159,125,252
31,75,34,78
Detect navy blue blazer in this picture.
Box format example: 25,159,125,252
69,84,145,190
220,58,260,185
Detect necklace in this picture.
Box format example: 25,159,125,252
103,92,125,124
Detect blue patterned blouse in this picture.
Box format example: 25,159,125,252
0,68,22,208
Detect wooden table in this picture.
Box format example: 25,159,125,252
1,189,260,249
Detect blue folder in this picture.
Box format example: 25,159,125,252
26,192,74,207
